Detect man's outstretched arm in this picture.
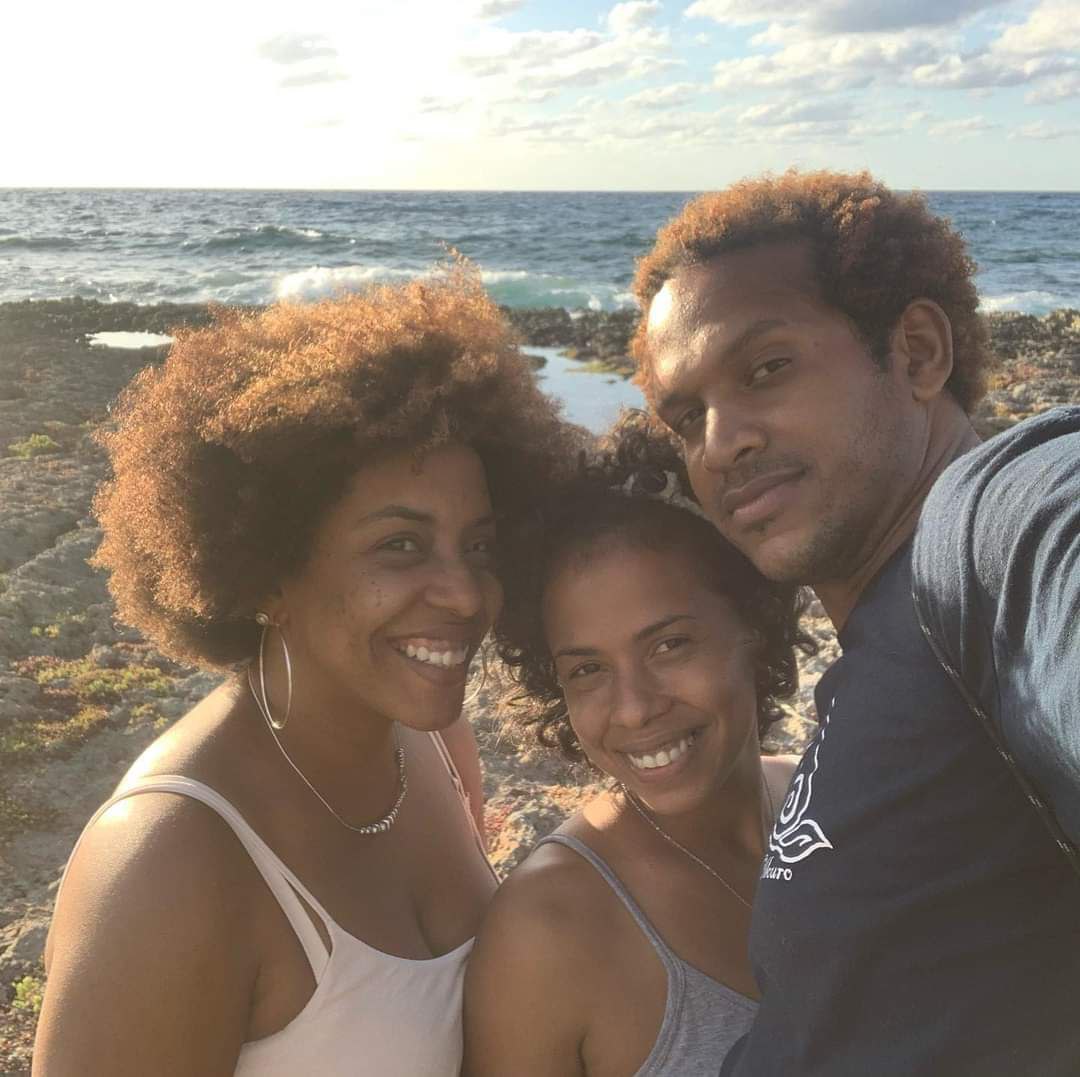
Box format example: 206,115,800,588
912,406,1080,846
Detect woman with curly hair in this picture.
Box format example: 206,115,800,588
34,271,573,1077
463,412,815,1077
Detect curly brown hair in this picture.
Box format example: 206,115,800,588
632,169,991,412
494,410,816,763
93,268,578,669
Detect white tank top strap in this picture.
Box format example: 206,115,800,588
427,730,495,878
59,775,331,978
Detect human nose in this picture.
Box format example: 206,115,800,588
609,663,669,731
701,402,767,473
425,554,486,620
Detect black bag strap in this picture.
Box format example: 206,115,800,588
913,592,1080,880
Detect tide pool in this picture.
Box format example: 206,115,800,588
526,347,644,434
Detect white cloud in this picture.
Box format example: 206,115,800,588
912,51,1073,89
466,11,677,99
418,96,467,113
997,0,1080,55
609,1,662,35
711,36,901,93
476,0,525,17
486,114,589,141
848,119,909,137
494,87,559,104
704,10,1078,101
278,68,349,89
813,0,1009,34
738,99,853,125
1010,119,1080,139
525,59,638,88
1026,71,1080,102
625,81,704,107
685,0,1008,33
461,29,605,75
257,32,338,65
684,0,787,26
928,115,995,137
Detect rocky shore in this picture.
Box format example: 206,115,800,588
1,298,1077,1071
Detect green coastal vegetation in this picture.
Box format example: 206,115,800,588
10,975,44,1016
2,657,173,765
7,433,60,459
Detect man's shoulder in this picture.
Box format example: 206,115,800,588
925,405,1080,509
917,407,1079,560
915,406,1080,607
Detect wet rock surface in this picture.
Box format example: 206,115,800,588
0,299,1076,1071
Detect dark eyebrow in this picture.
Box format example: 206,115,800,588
356,505,434,526
552,615,696,660
355,506,496,529
635,614,696,641
657,318,789,416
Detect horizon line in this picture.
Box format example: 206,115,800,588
3,185,1080,195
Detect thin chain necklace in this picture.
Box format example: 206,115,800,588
247,672,408,835
621,775,776,912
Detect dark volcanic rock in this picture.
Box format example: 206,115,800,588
974,309,1080,436
504,306,638,374
0,298,215,344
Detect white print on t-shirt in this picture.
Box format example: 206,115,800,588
763,698,835,877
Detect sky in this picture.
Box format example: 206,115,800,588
2,0,1078,190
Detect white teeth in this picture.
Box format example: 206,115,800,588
628,734,695,771
397,643,469,669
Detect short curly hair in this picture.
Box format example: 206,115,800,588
632,169,991,412
93,268,577,669
494,410,816,763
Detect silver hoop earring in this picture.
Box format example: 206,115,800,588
254,612,293,730
463,639,490,709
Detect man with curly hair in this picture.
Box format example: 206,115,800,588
633,170,1080,1075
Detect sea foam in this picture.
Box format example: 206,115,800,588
275,265,418,301
274,264,640,311
980,290,1070,315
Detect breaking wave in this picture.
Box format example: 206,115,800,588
274,264,639,310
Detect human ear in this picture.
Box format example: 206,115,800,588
255,588,288,627
890,299,953,403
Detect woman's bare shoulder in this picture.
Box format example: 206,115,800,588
38,790,262,1073
50,786,261,958
464,822,618,1065
472,821,621,975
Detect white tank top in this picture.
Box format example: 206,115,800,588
57,733,494,1075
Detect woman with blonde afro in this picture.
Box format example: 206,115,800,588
34,270,575,1077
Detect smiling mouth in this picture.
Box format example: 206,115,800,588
625,731,698,771
391,638,471,670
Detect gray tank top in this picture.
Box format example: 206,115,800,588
537,833,757,1076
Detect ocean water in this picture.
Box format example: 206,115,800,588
1,189,1078,315
526,346,644,430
